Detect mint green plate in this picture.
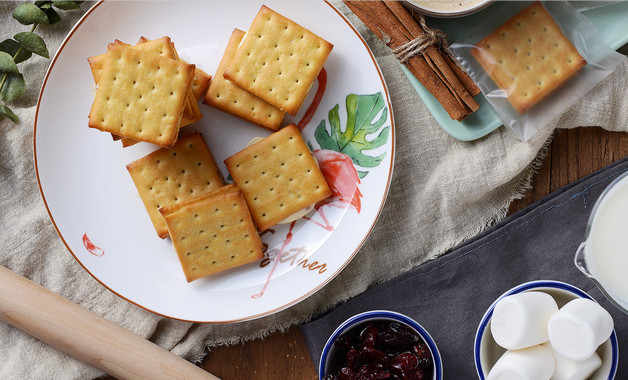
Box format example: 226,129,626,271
405,1,628,141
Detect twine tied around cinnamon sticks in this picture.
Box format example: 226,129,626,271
392,14,449,64
344,1,480,121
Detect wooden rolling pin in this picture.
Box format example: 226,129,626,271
0,265,219,380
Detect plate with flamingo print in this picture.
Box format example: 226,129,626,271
34,0,394,322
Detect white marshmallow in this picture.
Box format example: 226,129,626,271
542,342,602,380
491,291,558,350
548,298,613,361
487,345,555,380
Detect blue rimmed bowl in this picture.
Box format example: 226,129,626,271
319,310,443,379
474,280,619,380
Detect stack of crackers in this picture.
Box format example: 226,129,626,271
87,36,211,147
204,5,333,130
95,6,334,282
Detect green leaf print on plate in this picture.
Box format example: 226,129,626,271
314,93,390,178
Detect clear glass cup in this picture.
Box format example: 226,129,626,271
575,171,628,314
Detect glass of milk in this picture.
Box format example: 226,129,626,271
575,171,628,314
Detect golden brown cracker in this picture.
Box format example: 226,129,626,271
223,6,333,116
88,37,201,132
224,124,331,231
204,29,285,131
159,184,239,216
190,66,212,101
87,54,105,84
471,2,586,113
126,133,224,238
161,187,263,282
88,45,194,147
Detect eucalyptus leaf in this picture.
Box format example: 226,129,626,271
53,1,80,10
0,73,26,102
0,104,19,124
0,39,32,64
12,3,49,25
14,32,49,58
0,51,19,75
37,2,54,10
43,8,61,25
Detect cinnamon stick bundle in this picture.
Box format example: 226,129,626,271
344,1,480,121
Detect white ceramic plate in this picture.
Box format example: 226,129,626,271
34,1,394,323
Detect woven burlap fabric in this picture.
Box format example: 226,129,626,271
0,2,626,378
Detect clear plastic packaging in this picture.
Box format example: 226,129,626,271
449,1,625,141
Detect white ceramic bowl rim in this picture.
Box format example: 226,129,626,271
473,280,619,380
403,0,493,18
319,310,443,379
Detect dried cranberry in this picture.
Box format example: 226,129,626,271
360,346,389,365
347,348,361,371
412,343,433,368
391,352,419,372
414,368,426,380
338,366,356,380
359,325,380,348
378,324,417,352
335,334,354,349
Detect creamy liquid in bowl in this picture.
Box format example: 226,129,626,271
407,0,487,12
589,175,628,305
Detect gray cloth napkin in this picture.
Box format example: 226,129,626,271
300,156,628,378
1,1,627,378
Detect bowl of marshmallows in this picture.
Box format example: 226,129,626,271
475,280,618,380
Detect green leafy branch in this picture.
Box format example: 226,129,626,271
0,1,83,124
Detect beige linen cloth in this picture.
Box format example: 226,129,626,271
1,2,627,378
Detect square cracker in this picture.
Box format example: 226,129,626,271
160,185,263,282
88,45,194,147
204,29,285,131
137,36,212,101
126,132,223,238
223,6,333,116
91,38,209,149
471,2,586,113
224,124,331,231
88,37,202,133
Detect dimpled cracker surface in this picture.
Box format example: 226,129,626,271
471,2,586,113
88,37,176,85
159,184,239,215
223,6,333,116
88,45,194,147
88,37,201,133
160,187,263,282
204,29,285,131
126,133,223,238
224,124,332,232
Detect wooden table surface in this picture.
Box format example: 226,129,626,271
198,127,628,379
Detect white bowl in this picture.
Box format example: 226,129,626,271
474,280,619,379
319,310,443,379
